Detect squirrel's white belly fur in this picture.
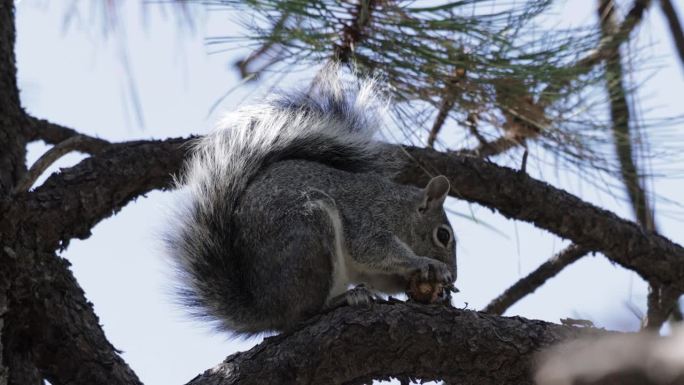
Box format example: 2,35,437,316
315,199,353,301
318,197,407,301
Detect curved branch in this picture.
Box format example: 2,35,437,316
24,116,110,154
13,136,684,293
579,0,652,68
540,0,652,105
7,137,189,250
483,244,590,315
600,0,654,231
396,146,684,293
13,135,97,193
455,0,653,159
8,134,684,384
185,302,595,385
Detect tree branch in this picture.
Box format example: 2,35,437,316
598,0,679,328
644,284,680,329
0,245,142,385
185,302,598,385
234,12,290,80
14,136,684,293
483,244,590,315
456,135,522,158
6,137,189,251
540,0,652,105
24,116,111,154
334,0,378,62
0,0,18,111
427,68,466,148
0,268,11,385
6,131,684,384
659,0,684,70
0,1,30,382
0,0,26,196
13,135,102,193
427,94,455,148
456,0,652,159
600,0,654,231
396,146,684,293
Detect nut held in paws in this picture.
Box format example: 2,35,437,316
406,274,445,304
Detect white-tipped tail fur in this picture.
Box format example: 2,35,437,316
165,66,390,333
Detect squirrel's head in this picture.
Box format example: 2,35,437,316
408,175,458,280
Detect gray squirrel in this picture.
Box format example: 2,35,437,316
166,70,457,334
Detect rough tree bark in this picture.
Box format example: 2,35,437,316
396,147,684,292
0,1,33,384
0,1,142,384
3,124,684,384
0,1,24,196
1,0,683,384
185,302,599,385
4,127,684,383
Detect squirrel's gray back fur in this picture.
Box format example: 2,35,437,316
168,71,388,332
167,69,457,335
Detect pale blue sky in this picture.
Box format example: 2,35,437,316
15,1,684,384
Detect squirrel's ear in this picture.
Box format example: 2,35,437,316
418,175,450,212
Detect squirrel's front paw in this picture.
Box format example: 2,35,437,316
415,257,453,284
326,284,379,309
407,258,454,304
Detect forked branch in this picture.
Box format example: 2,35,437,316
24,116,110,154
483,244,590,315
13,135,99,193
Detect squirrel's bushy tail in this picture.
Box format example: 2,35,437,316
165,67,389,333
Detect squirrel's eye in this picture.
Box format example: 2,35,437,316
434,225,452,247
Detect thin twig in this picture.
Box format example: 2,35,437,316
427,96,455,148
334,0,378,62
13,135,96,193
598,0,677,329
465,112,487,145
458,77,545,158
581,0,652,67
520,147,529,174
599,0,655,230
235,12,290,80
659,0,684,70
458,0,652,159
482,244,589,315
24,116,110,154
456,136,521,158
427,68,466,148
540,0,653,105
